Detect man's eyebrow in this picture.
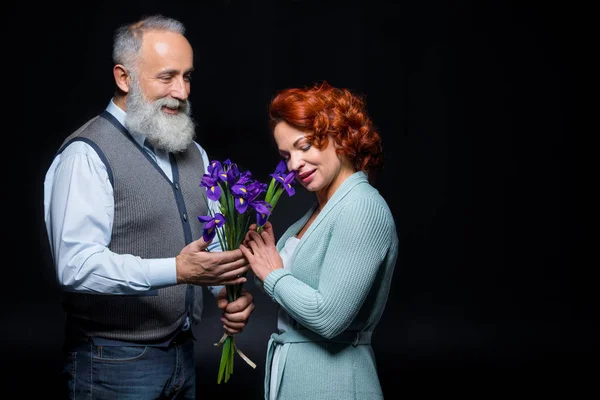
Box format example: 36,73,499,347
158,67,195,75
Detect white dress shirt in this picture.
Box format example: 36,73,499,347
44,99,222,297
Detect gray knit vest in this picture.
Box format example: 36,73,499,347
57,111,208,342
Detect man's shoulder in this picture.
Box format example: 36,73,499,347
70,113,111,138
58,113,117,152
191,140,207,154
61,114,96,140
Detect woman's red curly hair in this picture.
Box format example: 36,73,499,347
269,81,384,180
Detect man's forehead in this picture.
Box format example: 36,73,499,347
138,31,193,70
141,31,192,55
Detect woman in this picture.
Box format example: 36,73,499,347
240,81,399,399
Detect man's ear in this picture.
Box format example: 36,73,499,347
113,64,130,94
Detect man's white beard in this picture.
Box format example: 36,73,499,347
124,78,196,153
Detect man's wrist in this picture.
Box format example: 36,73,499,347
175,254,188,284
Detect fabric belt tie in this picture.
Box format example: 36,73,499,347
264,330,372,399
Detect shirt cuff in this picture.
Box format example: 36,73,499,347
208,285,224,298
148,257,177,288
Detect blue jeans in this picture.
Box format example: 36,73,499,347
59,334,196,399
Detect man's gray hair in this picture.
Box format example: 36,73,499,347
112,15,186,72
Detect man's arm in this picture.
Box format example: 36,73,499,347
44,141,175,294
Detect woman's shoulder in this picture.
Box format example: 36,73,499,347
343,181,392,212
330,184,396,232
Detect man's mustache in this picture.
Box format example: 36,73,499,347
155,97,189,113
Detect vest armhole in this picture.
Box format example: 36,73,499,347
57,137,114,187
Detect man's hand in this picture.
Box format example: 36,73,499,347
217,288,255,335
179,236,211,255
176,237,249,286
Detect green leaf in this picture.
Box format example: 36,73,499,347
265,178,277,202
270,188,284,210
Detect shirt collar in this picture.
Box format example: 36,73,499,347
105,98,146,148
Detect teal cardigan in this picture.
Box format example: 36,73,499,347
261,171,399,399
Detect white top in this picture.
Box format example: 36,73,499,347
270,235,301,400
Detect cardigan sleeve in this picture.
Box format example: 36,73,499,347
262,195,394,339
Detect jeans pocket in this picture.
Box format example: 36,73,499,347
93,345,149,362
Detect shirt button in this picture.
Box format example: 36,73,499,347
174,182,180,190
183,213,188,221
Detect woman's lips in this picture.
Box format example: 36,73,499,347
298,170,315,184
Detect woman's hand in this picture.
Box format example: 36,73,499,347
239,221,283,282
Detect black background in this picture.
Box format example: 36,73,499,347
1,0,592,398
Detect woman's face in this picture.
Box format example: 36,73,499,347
274,121,354,200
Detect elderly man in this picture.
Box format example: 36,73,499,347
44,14,254,399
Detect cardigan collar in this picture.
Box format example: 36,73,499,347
278,171,369,250
319,171,368,215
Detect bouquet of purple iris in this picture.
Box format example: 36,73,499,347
198,159,296,384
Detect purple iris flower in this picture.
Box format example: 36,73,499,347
218,168,228,183
252,200,272,226
252,200,271,226
281,171,297,196
235,196,249,214
230,172,268,214
270,160,297,196
246,181,267,202
208,160,222,177
200,174,221,201
230,181,251,213
252,200,272,215
237,170,252,185
231,183,248,198
270,160,287,178
198,213,226,242
222,161,241,186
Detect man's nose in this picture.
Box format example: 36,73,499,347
171,77,189,101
